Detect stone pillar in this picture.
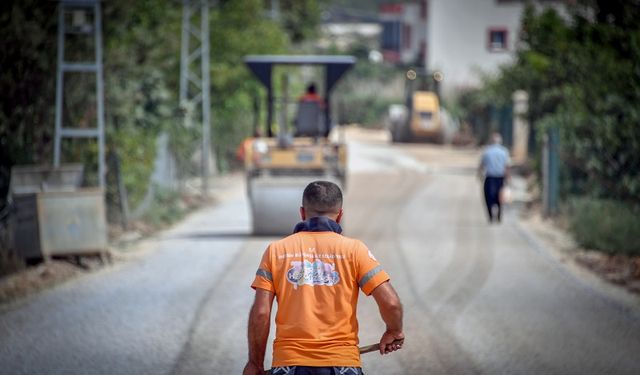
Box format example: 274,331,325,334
512,90,529,164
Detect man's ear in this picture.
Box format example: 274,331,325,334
300,207,306,220
335,208,343,224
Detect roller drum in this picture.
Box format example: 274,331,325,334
249,175,343,236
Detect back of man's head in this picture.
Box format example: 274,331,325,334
302,180,343,215
307,83,317,94
491,132,503,145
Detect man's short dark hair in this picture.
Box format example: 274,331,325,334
302,180,342,214
307,83,317,94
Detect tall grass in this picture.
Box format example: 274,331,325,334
141,187,188,228
568,197,640,255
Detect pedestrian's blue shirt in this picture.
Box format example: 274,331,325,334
481,144,510,177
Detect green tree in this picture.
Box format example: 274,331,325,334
210,0,288,171
0,1,58,201
102,0,182,206
0,0,324,212
279,0,326,44
477,1,640,205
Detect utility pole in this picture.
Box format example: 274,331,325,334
543,127,560,216
512,90,529,164
53,0,106,189
270,0,280,20
180,0,215,197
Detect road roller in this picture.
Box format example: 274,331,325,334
243,55,356,235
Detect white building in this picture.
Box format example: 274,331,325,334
429,0,572,97
380,0,567,97
379,2,427,65
427,0,524,96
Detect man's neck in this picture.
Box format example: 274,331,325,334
293,216,342,234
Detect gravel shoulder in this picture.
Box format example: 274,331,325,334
0,172,245,307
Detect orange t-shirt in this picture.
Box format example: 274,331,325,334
299,92,326,108
251,230,390,367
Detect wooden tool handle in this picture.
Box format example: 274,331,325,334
359,339,404,354
265,340,405,373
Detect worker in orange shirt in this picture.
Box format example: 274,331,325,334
299,83,325,107
236,129,263,165
243,181,404,375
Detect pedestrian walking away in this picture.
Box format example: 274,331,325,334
478,132,511,223
243,181,404,375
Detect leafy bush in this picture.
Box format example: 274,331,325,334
339,95,399,128
0,1,58,203
568,197,640,255
335,54,404,127
142,187,187,228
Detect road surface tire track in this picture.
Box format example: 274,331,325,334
351,171,425,374
169,238,262,375
422,174,495,325
388,172,483,375
349,170,483,374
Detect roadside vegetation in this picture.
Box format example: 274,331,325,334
456,0,640,256
0,0,320,207
0,0,328,276
338,59,404,128
568,198,640,256
1,0,398,280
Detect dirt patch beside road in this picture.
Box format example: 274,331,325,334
0,172,245,306
0,261,86,305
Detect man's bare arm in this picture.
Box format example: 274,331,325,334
243,288,275,375
477,158,485,181
371,281,404,355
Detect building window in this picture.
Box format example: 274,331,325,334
403,25,412,50
488,28,508,51
381,21,401,51
420,0,428,20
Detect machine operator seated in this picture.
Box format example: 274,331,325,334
295,83,327,138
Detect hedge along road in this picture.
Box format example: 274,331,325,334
1,129,640,375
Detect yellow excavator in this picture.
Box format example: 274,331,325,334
243,55,355,235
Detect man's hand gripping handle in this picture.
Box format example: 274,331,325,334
359,338,404,355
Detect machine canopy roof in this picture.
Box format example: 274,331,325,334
244,55,356,93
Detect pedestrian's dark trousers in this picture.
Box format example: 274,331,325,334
483,176,504,221
270,366,363,375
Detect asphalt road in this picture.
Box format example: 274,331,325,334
1,129,639,374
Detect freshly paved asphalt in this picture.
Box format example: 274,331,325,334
1,129,639,374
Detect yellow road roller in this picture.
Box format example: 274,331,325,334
243,55,355,235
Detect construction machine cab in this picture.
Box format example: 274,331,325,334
244,55,355,139
294,101,325,137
